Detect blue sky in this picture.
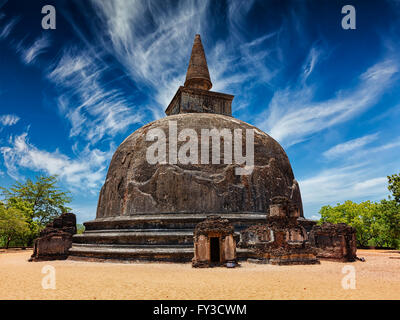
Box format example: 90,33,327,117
0,0,399,222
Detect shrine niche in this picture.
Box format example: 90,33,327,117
192,215,237,268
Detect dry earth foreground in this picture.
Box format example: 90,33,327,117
0,249,399,300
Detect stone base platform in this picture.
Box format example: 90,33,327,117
68,213,266,262
248,253,320,265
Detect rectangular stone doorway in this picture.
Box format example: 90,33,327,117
210,237,220,263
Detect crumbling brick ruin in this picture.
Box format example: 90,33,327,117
309,222,357,262
192,215,237,268
29,212,77,262
239,196,320,265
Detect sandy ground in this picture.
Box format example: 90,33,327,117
0,249,399,300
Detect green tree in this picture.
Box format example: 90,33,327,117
0,202,29,249
77,224,85,234
377,173,400,248
387,173,400,203
1,175,72,246
319,200,379,247
375,199,400,248
319,173,400,249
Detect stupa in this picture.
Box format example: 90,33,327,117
69,35,304,262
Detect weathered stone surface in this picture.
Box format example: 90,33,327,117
309,223,357,262
192,215,237,267
166,35,232,116
72,34,305,263
184,34,212,91
193,215,235,237
223,234,236,261
166,86,233,116
297,217,317,234
96,113,303,218
30,212,77,261
69,213,264,262
239,197,319,265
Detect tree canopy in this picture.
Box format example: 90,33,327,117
319,173,400,249
0,202,29,249
387,173,400,203
0,175,72,247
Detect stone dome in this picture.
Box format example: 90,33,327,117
69,35,306,263
96,113,303,218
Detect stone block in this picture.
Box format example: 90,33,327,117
309,223,357,262
30,212,77,262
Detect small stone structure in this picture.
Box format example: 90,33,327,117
192,215,237,267
297,217,317,234
30,212,77,261
309,223,357,262
166,86,234,116
239,197,319,265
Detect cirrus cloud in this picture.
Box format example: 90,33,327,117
1,132,113,193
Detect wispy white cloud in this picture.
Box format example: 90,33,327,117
90,0,208,108
19,34,51,65
0,114,20,126
1,132,112,193
300,134,400,217
323,136,400,163
257,58,399,147
83,0,278,116
323,133,379,158
45,0,282,143
0,16,18,39
302,46,321,82
350,139,400,160
209,32,277,94
299,164,388,207
47,49,143,144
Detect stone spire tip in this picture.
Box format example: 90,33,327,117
184,34,212,91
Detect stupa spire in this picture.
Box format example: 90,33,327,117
165,34,233,116
184,34,212,91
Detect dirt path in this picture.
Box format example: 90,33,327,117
0,249,399,300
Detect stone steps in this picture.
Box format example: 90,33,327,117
83,228,195,233
69,245,194,262
73,229,242,246
72,243,194,249
69,213,266,262
83,213,267,231
68,244,253,262
73,230,195,245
